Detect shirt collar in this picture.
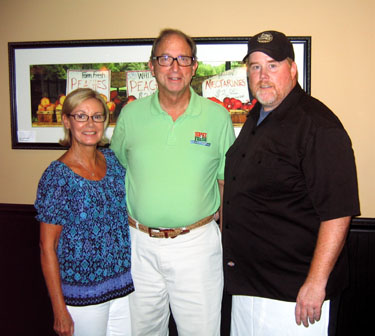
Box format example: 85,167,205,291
151,87,200,117
271,83,304,121
250,83,304,123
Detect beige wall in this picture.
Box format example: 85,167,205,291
1,0,374,216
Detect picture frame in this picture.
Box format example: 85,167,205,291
8,36,311,149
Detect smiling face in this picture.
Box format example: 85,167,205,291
62,98,105,148
149,33,197,98
247,51,297,111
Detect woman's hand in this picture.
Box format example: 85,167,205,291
54,308,74,336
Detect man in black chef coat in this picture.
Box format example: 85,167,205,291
222,30,360,336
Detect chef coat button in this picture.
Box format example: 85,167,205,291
242,153,246,158
227,261,235,267
232,176,236,181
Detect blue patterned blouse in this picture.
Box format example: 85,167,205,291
35,148,134,306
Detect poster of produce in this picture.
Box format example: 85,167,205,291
29,60,251,130
29,63,147,127
9,37,310,148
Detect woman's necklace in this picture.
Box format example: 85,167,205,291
73,152,99,178
66,148,103,179
78,160,96,177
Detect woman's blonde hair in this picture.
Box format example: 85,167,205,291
59,88,110,147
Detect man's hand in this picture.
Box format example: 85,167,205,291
295,216,350,327
213,211,220,222
295,281,325,327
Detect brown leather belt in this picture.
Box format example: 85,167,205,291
128,214,214,238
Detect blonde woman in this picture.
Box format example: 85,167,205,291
35,88,133,336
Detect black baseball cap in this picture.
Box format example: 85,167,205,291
243,31,295,62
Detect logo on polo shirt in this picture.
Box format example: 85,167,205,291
190,131,211,146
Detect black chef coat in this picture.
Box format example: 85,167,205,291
223,83,360,302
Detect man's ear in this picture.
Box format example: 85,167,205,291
291,61,298,80
191,60,198,77
148,59,155,76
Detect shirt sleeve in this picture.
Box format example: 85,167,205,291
302,126,360,221
110,107,128,169
217,112,236,180
34,163,72,226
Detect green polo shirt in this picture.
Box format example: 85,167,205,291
111,88,235,228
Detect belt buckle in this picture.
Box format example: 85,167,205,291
148,227,173,238
147,227,190,238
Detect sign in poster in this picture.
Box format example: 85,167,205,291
202,67,255,127
202,67,249,102
126,70,158,99
66,69,111,100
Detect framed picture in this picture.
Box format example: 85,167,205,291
8,36,311,149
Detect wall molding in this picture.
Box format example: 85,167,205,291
1,203,374,232
349,217,375,232
0,203,37,213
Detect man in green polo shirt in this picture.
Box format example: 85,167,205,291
111,28,235,336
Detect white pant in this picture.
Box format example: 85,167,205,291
129,220,223,336
231,295,330,336
67,295,131,336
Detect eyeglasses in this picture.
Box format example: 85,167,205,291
152,55,195,67
68,114,106,123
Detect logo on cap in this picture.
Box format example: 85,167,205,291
257,33,273,44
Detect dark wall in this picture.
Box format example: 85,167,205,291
0,204,54,335
337,219,375,335
1,204,374,336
